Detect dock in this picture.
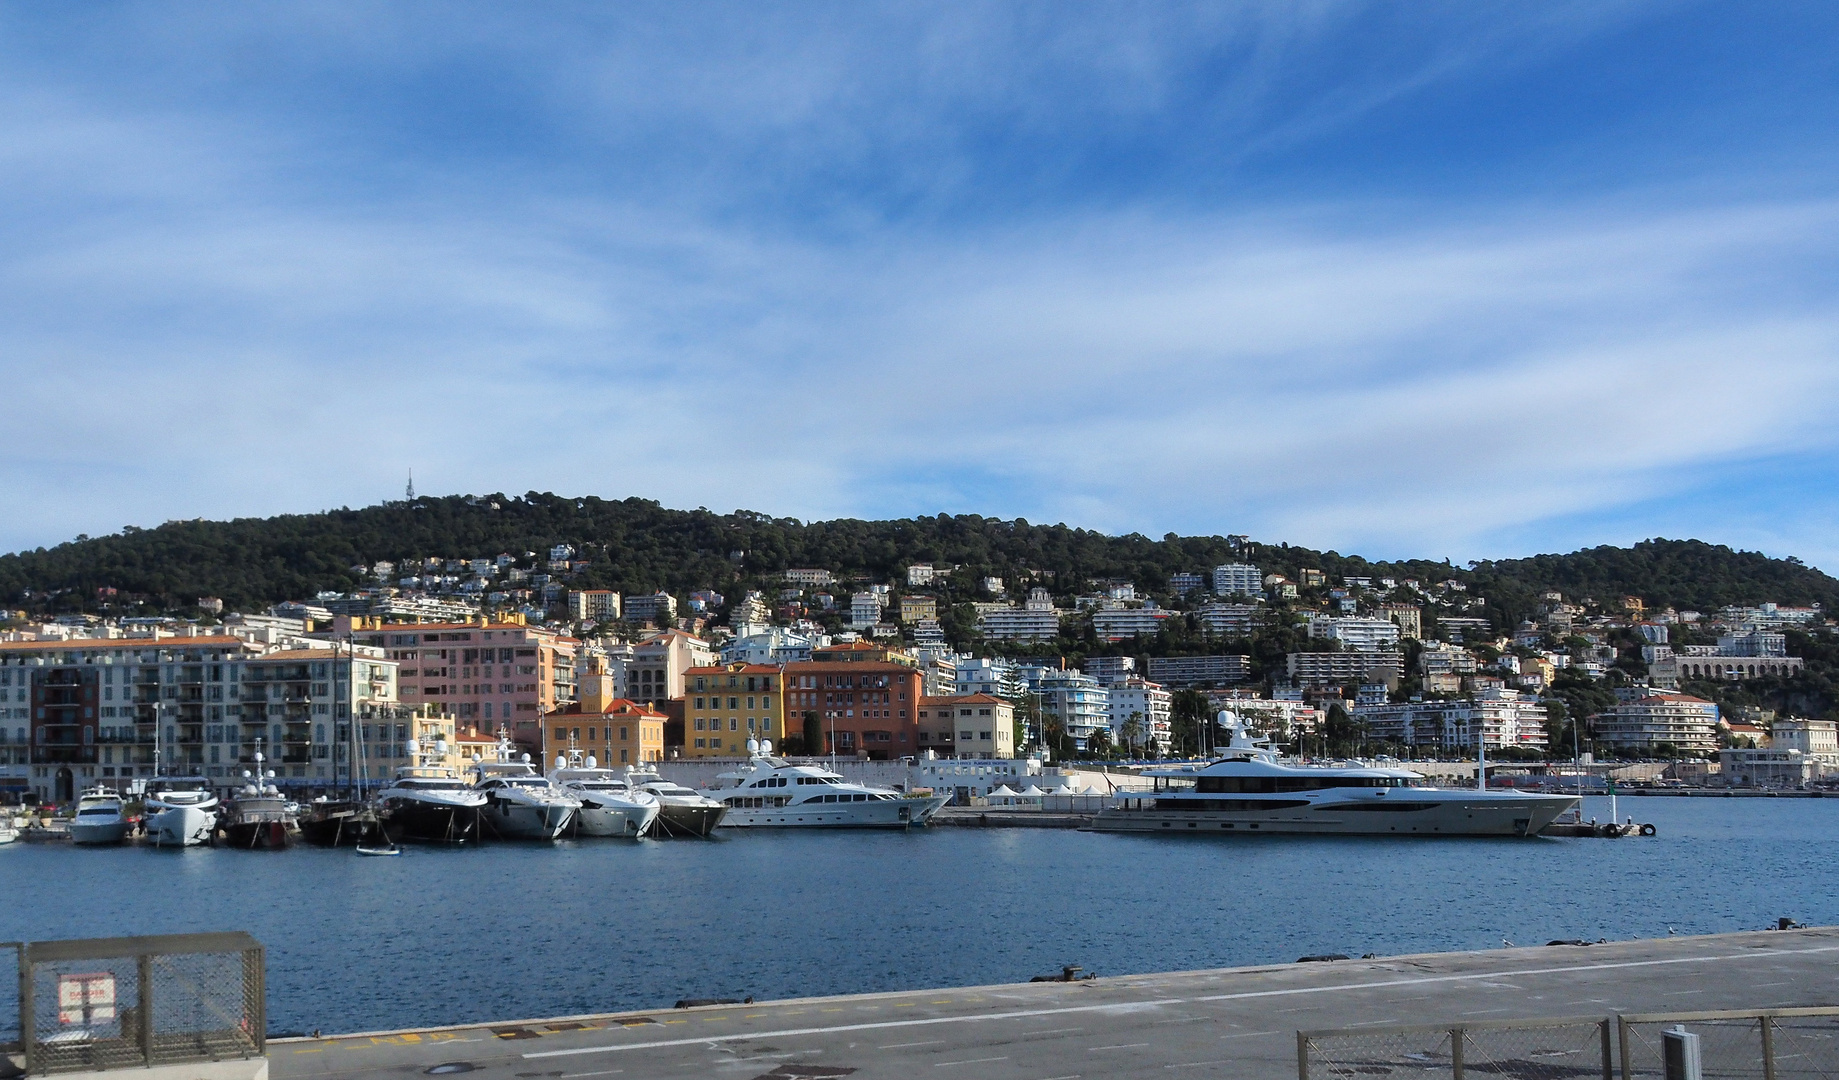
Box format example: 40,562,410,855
271,926,1839,1080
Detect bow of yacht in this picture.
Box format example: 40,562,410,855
550,748,660,838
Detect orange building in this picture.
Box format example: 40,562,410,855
783,655,923,760
683,662,786,757
542,686,666,768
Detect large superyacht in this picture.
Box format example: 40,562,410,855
1093,714,1579,838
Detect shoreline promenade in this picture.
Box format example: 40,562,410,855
272,927,1839,1080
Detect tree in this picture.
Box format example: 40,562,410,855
1120,711,1144,759
1323,702,1361,757
801,711,822,755
1168,690,1210,757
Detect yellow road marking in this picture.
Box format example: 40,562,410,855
402,1034,422,1043
291,1047,325,1054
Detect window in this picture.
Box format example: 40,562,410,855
694,738,705,748
979,731,992,740
961,730,973,740
695,718,705,731
620,749,628,763
694,697,705,710
711,738,722,749
619,727,628,740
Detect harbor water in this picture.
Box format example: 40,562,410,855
3,795,1834,1036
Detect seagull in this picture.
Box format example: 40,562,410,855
1502,938,1515,948
1667,926,1677,936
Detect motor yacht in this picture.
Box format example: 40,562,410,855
221,780,297,849
549,747,660,838
376,737,486,843
144,776,220,847
69,786,132,846
471,729,578,840
626,767,727,837
1092,714,1580,838
298,797,382,847
698,743,951,829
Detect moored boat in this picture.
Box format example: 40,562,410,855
627,766,727,837
1092,713,1579,838
145,777,220,847
472,728,578,841
377,737,485,843
69,786,132,846
549,747,659,838
699,743,950,829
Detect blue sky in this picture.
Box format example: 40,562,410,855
4,2,1839,568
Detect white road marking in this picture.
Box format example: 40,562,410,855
1165,1061,1229,1069
1219,1030,1282,1040
562,1070,624,1077
524,943,1839,1060
1020,1028,1085,1037
1461,1009,1512,1016
878,1040,945,1049
1087,1043,1149,1051
935,1056,1009,1067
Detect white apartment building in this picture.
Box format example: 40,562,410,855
1025,669,1111,749
1106,676,1171,755
1212,563,1263,596
955,657,1026,700
783,569,835,586
1593,693,1719,753
1195,603,1262,638
1353,688,1548,751
1146,655,1252,688
849,591,886,628
1286,651,1406,687
980,589,1063,641
567,590,621,623
906,563,936,586
1771,719,1839,766
1080,655,1136,685
0,636,402,802
1307,616,1402,652
1091,606,1176,641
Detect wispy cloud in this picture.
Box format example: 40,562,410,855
1,2,1837,567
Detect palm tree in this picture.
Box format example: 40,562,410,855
1120,711,1144,759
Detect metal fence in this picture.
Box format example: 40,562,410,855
1301,1007,1839,1079
1299,1015,1613,1079
1618,1008,1839,1080
8,932,264,1075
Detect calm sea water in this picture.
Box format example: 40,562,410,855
4,796,1834,1035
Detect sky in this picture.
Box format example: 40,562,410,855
4,2,1839,568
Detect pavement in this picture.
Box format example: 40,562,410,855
271,927,1839,1080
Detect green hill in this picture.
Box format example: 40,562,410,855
1,494,1833,626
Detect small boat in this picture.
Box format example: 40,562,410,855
69,787,132,846
0,816,16,844
355,843,402,857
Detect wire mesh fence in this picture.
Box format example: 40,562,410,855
1,942,21,1055
14,932,264,1074
1617,1008,1839,1080
1302,1008,1839,1080
1299,1016,1613,1079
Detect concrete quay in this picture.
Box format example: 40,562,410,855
271,927,1839,1080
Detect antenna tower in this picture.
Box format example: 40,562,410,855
406,469,415,500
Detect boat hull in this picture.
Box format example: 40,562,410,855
719,794,950,829
223,819,295,849
299,804,382,847
481,797,574,840
1091,794,1579,837
575,803,659,838
150,806,217,847
69,819,132,845
379,798,481,843
652,803,726,838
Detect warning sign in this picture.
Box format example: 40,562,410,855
57,973,117,1026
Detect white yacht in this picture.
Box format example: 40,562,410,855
549,749,660,838
698,745,952,829
626,767,727,837
471,730,579,841
144,776,220,847
69,786,132,846
376,738,487,843
1093,715,1580,838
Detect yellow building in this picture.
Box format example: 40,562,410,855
538,675,665,766
899,596,938,622
684,662,786,757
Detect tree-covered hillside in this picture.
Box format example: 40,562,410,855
1,493,1834,621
